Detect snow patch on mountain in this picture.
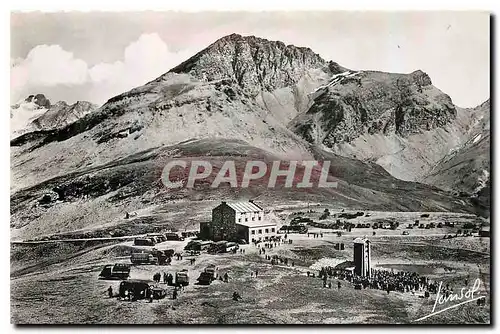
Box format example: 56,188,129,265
473,134,482,144
474,169,489,194
309,70,362,97
10,101,49,139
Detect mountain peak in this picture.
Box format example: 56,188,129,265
169,33,330,96
24,94,51,109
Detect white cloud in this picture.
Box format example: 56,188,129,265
11,45,88,89
11,33,193,105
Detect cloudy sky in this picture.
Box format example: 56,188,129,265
11,11,490,107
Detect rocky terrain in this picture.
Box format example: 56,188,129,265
422,100,490,217
289,70,489,185
10,34,490,241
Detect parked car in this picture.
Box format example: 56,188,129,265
165,232,185,241
197,272,214,285
99,263,130,280
226,242,239,252
134,237,155,246
130,252,157,265
119,279,166,301
175,269,189,286
204,265,216,279
402,231,410,236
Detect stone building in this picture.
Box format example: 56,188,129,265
200,200,277,242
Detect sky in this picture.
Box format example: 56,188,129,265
10,11,490,107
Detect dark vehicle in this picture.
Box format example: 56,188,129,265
354,283,362,290
429,223,436,228
437,222,443,228
184,241,202,252
163,249,175,257
134,237,155,246
204,264,216,279
130,252,157,264
208,241,228,254
176,270,189,286
199,241,214,251
402,231,410,236
119,279,151,300
280,225,308,234
425,224,430,229
338,212,364,219
147,233,167,243
290,217,313,225
419,224,425,229
372,224,379,230
165,232,184,241
151,287,167,299
226,242,239,252
197,272,214,285
420,213,430,218
181,231,198,238
151,249,173,265
99,263,130,280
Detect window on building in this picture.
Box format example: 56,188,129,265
258,216,261,220
238,218,241,222
252,217,255,221
265,228,269,233
258,229,262,234
251,230,255,235
245,218,248,222
271,228,275,233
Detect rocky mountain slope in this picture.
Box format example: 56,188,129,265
10,94,98,140
10,34,489,239
289,69,483,182
422,100,490,216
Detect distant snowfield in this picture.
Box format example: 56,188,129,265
10,101,48,139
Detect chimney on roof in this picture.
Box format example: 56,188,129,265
249,200,254,203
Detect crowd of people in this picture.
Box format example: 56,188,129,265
150,272,174,285
315,266,440,296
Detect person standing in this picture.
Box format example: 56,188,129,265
148,288,153,303
108,286,113,298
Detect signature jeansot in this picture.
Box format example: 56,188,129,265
414,278,486,322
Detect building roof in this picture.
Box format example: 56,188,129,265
236,220,276,228
224,201,263,213
353,237,369,244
